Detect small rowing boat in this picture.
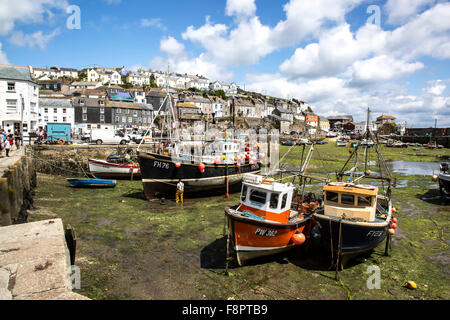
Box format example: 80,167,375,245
66,178,117,188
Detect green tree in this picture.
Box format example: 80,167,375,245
150,74,158,88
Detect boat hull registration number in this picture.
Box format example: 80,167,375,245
153,161,170,169
255,228,277,237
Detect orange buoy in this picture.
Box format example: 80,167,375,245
214,158,220,165
249,160,254,165
388,228,395,235
236,163,241,168
392,207,396,213
391,223,397,230
392,217,398,223
245,154,250,159
199,163,205,173
234,156,238,161
175,162,181,168
291,232,306,245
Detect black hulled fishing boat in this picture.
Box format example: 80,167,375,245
312,108,398,267
437,163,450,196
138,140,262,200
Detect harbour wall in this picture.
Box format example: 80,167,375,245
0,154,36,227
398,136,450,148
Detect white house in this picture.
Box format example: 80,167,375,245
87,68,122,85
57,68,79,79
38,98,74,129
209,81,238,94
32,67,58,79
0,64,39,135
354,121,378,135
126,73,150,86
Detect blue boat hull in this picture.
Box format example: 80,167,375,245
67,178,117,188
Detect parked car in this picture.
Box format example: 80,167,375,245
91,128,130,145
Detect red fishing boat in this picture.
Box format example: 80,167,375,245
224,173,314,265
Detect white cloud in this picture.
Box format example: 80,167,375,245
140,18,166,31
160,36,185,58
424,80,447,95
9,28,61,49
0,0,69,36
0,42,9,64
225,0,256,18
384,0,436,25
350,55,425,86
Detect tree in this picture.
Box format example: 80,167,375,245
150,74,158,88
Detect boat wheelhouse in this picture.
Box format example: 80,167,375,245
313,182,393,260
225,173,313,265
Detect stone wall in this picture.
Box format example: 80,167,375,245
29,144,156,176
0,155,36,226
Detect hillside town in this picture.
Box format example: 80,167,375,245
0,64,422,142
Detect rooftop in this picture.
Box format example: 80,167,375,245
0,64,34,82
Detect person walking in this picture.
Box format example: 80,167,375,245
176,179,184,204
4,136,11,157
14,129,21,150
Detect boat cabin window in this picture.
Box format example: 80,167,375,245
269,193,279,209
341,194,355,205
281,193,287,209
326,191,339,203
241,185,248,202
357,195,372,207
249,189,267,205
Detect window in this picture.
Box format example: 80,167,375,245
100,108,105,114
99,100,104,105
127,117,132,123
100,114,105,122
326,191,339,202
7,82,15,91
281,193,288,209
341,194,355,205
82,114,87,121
82,107,87,113
53,108,57,113
358,196,372,207
44,116,48,122
63,108,67,113
6,99,17,113
116,109,121,114
249,189,266,205
270,193,279,209
115,116,119,123
122,116,126,123
241,185,247,202
133,111,138,117
44,108,48,113
62,117,67,122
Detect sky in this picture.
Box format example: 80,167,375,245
0,0,449,126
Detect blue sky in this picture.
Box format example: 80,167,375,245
0,0,449,126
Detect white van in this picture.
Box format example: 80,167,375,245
91,128,130,145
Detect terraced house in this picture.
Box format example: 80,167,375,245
0,64,39,136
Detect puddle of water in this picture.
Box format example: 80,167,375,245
387,160,442,176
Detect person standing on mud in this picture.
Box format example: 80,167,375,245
176,179,184,205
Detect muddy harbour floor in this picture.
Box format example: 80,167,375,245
29,144,449,300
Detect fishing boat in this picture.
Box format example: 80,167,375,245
313,108,397,267
437,162,450,196
88,158,140,179
137,139,262,199
66,178,117,188
224,173,313,265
